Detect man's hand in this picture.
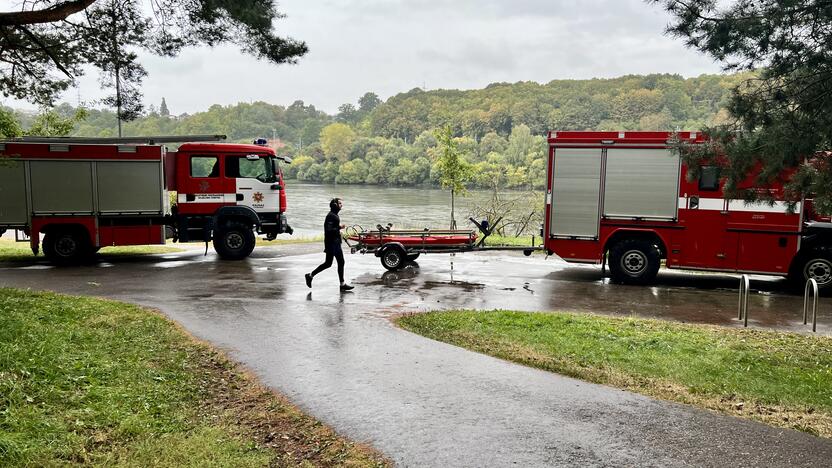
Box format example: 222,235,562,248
339,224,345,229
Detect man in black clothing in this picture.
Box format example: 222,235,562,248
305,198,354,291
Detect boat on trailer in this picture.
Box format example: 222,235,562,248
346,220,540,271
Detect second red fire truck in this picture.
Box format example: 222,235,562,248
0,135,293,264
544,131,832,291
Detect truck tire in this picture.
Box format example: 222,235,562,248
42,229,92,265
608,238,661,285
790,252,832,293
213,222,256,260
381,245,407,271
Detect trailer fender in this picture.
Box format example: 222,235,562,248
213,206,260,228
374,242,406,258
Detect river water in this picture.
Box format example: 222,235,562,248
283,182,543,238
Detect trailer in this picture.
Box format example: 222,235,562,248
0,135,293,264
347,219,539,270
543,131,832,290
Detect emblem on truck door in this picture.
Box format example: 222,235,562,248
253,192,264,203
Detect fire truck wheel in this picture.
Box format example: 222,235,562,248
42,230,92,265
608,239,661,285
213,222,256,260
381,246,406,271
792,254,832,292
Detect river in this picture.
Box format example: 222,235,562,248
283,182,543,238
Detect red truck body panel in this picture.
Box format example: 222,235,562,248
544,131,803,277
1,139,290,260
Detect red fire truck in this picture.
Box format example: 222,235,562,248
0,135,293,264
544,131,832,290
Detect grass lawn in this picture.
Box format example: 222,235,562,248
397,310,832,438
257,235,322,247
481,234,541,248
0,235,319,263
0,288,387,467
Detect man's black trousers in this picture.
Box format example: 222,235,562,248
311,249,345,283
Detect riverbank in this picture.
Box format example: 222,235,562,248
0,239,183,263
0,288,388,466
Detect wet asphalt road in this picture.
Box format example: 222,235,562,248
1,246,831,467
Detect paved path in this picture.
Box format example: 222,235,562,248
1,247,830,466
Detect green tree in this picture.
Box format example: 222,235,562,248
0,1,307,106
651,0,832,212
87,0,147,136
358,92,382,114
320,123,356,162
506,124,536,166
336,159,368,184
0,108,22,138
336,103,359,125
283,154,313,179
433,126,473,228
27,108,88,136
160,97,170,117
639,108,674,131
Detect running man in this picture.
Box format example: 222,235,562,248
305,198,354,291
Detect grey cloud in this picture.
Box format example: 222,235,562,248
17,0,721,114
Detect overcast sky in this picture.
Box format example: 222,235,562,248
9,0,724,115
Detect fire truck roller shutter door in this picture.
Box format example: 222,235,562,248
603,148,680,220
96,161,164,214
0,160,28,224
30,161,94,215
550,148,602,238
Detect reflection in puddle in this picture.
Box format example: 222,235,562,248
151,260,190,269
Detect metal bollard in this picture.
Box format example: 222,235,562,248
803,279,819,333
737,274,750,327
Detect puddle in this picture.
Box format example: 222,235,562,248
151,261,190,269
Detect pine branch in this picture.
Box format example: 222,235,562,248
0,0,96,26
16,25,73,78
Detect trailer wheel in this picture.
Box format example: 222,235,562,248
381,246,406,271
43,229,92,265
608,238,661,285
213,222,256,260
790,253,832,293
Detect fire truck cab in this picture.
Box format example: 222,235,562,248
544,131,832,291
0,135,293,264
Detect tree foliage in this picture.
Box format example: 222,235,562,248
320,123,356,162
433,125,473,228
433,126,472,195
159,97,170,117
0,1,307,106
27,107,88,136
24,73,744,190
0,107,22,138
651,0,832,211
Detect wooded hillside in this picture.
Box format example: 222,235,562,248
11,72,747,189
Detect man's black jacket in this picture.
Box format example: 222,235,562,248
323,211,342,253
